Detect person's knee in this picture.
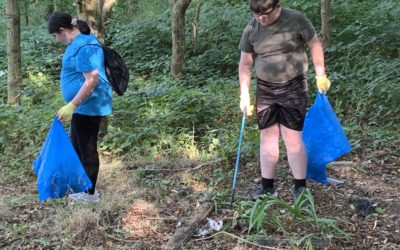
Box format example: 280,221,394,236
285,139,304,154
260,124,280,141
260,145,279,162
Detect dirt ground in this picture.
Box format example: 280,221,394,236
121,153,400,249
0,151,399,249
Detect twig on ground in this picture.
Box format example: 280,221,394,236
192,231,284,250
381,243,400,250
143,215,177,221
126,158,223,172
333,217,356,226
0,186,16,192
186,158,223,172
128,167,191,172
149,226,163,237
105,234,137,243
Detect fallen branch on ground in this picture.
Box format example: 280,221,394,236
192,231,283,250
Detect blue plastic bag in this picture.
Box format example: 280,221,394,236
302,92,352,184
33,117,92,201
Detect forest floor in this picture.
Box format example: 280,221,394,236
0,150,399,249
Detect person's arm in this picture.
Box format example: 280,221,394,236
70,70,99,107
238,51,254,115
57,70,99,122
307,34,325,77
307,34,331,93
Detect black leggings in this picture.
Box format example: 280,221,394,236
70,114,102,194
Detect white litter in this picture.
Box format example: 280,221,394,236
68,191,100,203
327,177,344,185
196,218,223,236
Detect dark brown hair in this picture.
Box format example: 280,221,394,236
47,11,90,35
250,0,279,14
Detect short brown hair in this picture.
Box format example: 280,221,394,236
250,0,279,14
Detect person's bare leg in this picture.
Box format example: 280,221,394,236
260,124,281,179
280,125,307,179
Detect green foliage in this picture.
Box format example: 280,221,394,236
325,0,400,152
99,76,243,159
110,0,139,22
1,0,399,175
238,189,349,243
280,0,320,24
110,0,171,23
0,0,6,38
186,2,249,77
0,1,398,248
0,25,64,170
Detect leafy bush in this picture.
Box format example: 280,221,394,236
185,2,249,76
0,25,66,170
325,0,400,153
99,76,247,160
107,16,172,78
238,189,349,242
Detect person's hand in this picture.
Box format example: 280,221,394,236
240,93,254,116
57,102,76,122
316,75,331,93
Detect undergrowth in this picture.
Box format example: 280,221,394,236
237,189,350,247
0,1,398,247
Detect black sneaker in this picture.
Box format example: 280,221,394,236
292,186,306,203
252,185,278,200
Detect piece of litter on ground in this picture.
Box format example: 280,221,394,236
327,177,344,185
353,199,376,216
327,161,354,166
196,218,223,236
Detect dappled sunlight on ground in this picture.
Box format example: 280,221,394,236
123,199,160,239
98,156,143,196
179,171,208,192
190,181,207,192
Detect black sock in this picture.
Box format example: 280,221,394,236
294,179,306,189
262,178,274,190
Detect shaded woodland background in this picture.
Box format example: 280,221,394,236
0,0,399,249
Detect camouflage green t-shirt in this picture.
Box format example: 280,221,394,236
239,8,316,83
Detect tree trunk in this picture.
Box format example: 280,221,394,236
76,0,117,43
6,0,22,106
191,2,201,53
45,0,54,21
321,0,330,48
170,0,192,78
23,0,29,26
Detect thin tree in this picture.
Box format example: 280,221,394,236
6,0,22,106
170,0,192,78
76,0,117,43
22,0,29,26
45,0,54,20
321,0,330,48
191,1,201,54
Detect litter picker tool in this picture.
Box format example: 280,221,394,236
230,112,246,208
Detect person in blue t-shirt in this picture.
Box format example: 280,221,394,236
47,11,112,201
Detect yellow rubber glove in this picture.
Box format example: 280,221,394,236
57,102,76,122
240,93,254,116
316,75,331,93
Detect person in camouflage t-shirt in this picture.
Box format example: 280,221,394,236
238,0,331,201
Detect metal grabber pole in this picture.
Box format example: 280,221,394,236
230,112,246,208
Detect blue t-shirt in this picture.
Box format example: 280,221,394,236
60,33,112,116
